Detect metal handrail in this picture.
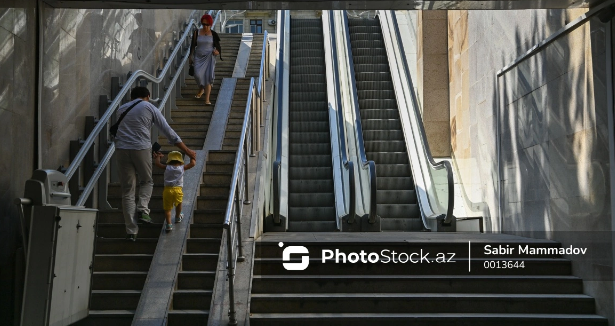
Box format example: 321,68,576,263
389,11,454,225
342,11,377,223
257,30,269,97
272,10,288,225
71,10,221,206
328,10,356,223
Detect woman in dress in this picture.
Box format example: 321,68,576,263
189,14,221,105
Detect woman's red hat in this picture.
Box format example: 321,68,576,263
201,14,213,26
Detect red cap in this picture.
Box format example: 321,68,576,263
201,14,213,26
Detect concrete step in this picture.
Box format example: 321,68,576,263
91,272,147,290
202,171,232,184
205,161,234,173
189,224,224,238
177,271,216,289
288,207,336,221
186,238,222,254
250,275,584,294
167,310,209,325
200,183,231,196
172,290,213,310
74,310,134,326
197,195,229,210
193,209,225,224
90,290,141,310
249,313,608,326
98,210,167,224
96,238,158,255
97,223,162,239
92,254,153,272
182,253,219,271
108,196,166,210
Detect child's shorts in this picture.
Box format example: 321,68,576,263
163,186,183,210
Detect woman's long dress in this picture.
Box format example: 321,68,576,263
194,34,216,87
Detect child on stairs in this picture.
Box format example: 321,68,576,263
154,151,196,231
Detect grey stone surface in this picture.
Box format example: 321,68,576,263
232,33,253,78
132,150,206,326
205,78,236,150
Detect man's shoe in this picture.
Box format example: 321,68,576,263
126,234,137,242
176,213,184,223
138,212,153,224
166,224,174,232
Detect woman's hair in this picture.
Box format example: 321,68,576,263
201,14,213,26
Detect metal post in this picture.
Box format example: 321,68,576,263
251,87,257,157
225,226,237,326
98,95,112,210
244,138,251,205
83,116,97,207
235,189,246,262
69,140,81,205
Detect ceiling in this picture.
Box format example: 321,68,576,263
43,0,602,10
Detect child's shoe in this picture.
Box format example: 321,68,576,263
166,224,173,232
176,212,184,223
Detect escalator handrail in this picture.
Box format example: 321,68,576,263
64,10,220,181
342,12,377,224
328,10,356,223
388,11,454,224
272,10,289,225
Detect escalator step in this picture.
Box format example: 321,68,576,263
366,152,409,164
289,193,335,207
350,40,385,49
362,119,402,130
290,143,332,155
350,33,383,41
357,90,396,99
354,56,389,65
291,74,325,84
354,63,390,72
290,121,330,132
364,141,407,153
290,132,330,143
291,65,326,74
290,102,327,111
290,111,329,122
375,164,412,177
291,34,324,42
354,72,392,82
290,155,333,167
291,42,324,50
381,217,424,231
290,91,327,102
291,57,325,66
377,190,417,204
348,19,379,26
360,109,399,119
359,99,397,110
290,179,335,193
376,177,414,190
288,207,336,221
289,83,325,93
377,204,421,219
290,27,321,34
348,26,381,33
352,48,387,57
289,167,333,180
363,130,404,141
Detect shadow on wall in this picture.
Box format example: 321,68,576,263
494,10,612,323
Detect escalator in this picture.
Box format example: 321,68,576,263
348,18,421,232
287,18,337,232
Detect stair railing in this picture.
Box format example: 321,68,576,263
272,10,290,226
63,10,220,207
379,10,454,229
223,28,270,325
327,10,356,227
341,11,378,224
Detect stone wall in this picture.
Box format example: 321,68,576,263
41,7,197,169
448,9,612,321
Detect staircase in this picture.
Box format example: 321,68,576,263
249,233,608,325
79,33,243,326
166,33,265,324
287,19,337,232
348,18,421,231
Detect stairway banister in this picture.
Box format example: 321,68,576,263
342,11,377,224
65,10,222,182
328,10,356,224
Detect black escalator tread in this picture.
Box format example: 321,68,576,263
349,18,421,230
287,18,336,230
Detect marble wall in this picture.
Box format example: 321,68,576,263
448,8,612,321
0,1,37,323
40,7,197,169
